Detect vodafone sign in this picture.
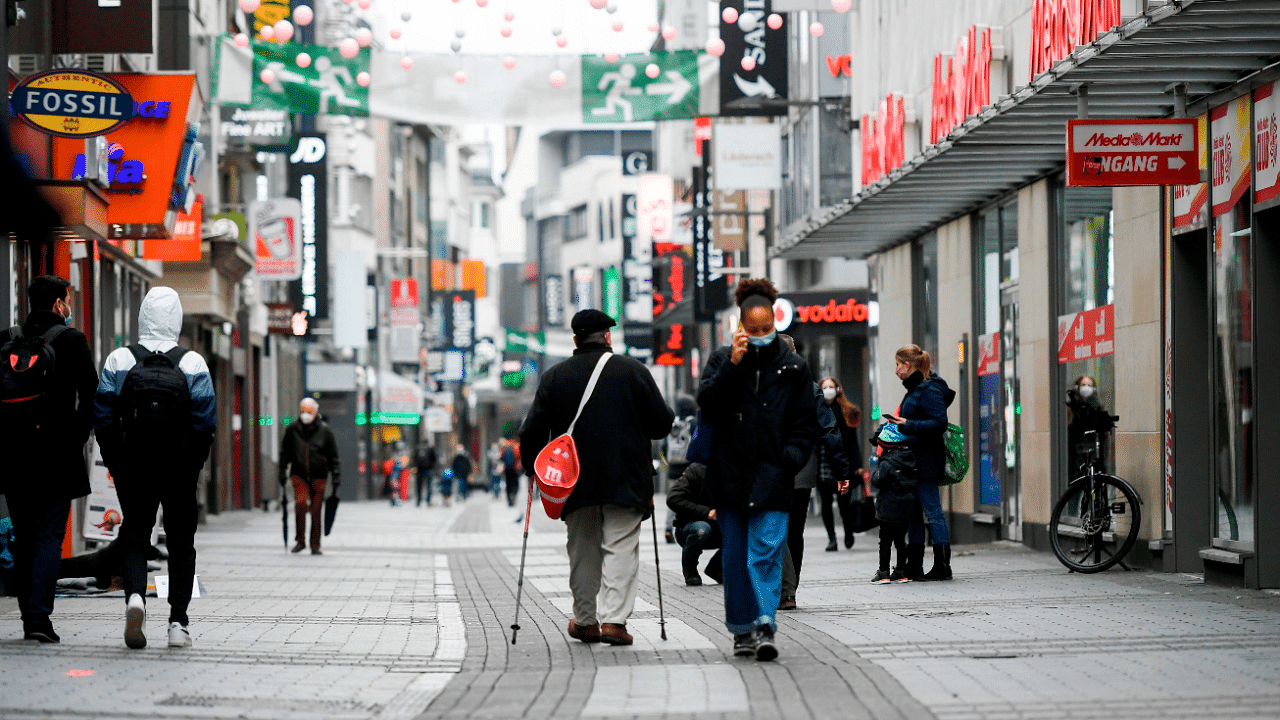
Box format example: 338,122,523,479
1066,119,1199,187
774,294,871,334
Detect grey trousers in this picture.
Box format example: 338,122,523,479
564,504,644,626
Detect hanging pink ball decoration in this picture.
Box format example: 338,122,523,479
259,24,275,40
662,26,677,41
238,0,259,13
341,0,353,4
296,52,311,68
259,68,275,83
454,71,467,84
589,0,607,8
389,27,402,39
556,36,568,47
400,56,414,71
504,11,514,21
706,38,725,56
645,63,660,79
741,56,756,71
722,7,738,23
356,28,372,46
273,20,293,42
831,0,852,11
502,56,516,69
809,21,824,37
604,51,619,63
501,25,513,38
549,70,567,88
476,0,488,6
233,33,250,48
292,5,313,25
339,38,360,58
356,0,371,9
357,71,371,86
647,22,659,32
611,19,623,32
767,13,783,30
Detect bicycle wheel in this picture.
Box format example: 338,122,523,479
1049,475,1141,573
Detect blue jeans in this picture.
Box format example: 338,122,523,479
674,520,722,575
717,508,788,635
908,481,950,545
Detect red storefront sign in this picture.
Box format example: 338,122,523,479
1030,0,1121,79
1255,82,1280,205
930,26,992,144
1057,304,1114,363
861,94,905,185
694,116,712,155
654,323,686,366
825,55,852,77
390,278,419,308
977,332,1000,377
1211,94,1251,216
1065,119,1199,187
142,197,201,261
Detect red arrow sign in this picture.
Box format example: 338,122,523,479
1066,118,1199,187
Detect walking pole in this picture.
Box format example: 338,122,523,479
510,476,536,644
650,509,667,641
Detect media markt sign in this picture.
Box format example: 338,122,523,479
582,51,700,124
1066,119,1199,187
11,69,134,138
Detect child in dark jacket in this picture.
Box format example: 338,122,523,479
870,423,920,583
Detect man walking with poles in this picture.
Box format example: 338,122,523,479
519,310,673,646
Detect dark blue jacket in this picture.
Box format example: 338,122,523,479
872,447,920,524
897,371,956,483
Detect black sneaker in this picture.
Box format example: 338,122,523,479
844,531,855,549
890,567,913,583
825,540,838,552
871,569,892,584
684,574,703,586
753,628,778,662
733,633,756,657
23,623,60,643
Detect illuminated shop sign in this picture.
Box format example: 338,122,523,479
773,292,872,334
287,133,329,326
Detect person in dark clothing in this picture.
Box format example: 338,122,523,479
95,288,216,649
869,423,921,583
415,443,438,507
884,344,957,581
278,398,341,555
451,446,473,500
817,377,863,551
500,440,520,507
666,463,723,586
697,279,820,661
1066,375,1115,474
0,276,98,643
521,309,674,647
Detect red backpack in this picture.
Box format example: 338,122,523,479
533,353,612,519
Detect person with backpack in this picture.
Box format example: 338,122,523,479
882,344,956,581
94,287,215,649
278,398,341,553
500,439,521,507
0,276,98,643
520,309,674,646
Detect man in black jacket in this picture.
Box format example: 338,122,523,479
0,276,98,643
278,398,341,555
520,309,674,646
666,463,722,586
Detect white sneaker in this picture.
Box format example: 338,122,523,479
167,622,192,648
124,593,147,649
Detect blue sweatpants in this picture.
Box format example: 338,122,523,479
717,508,789,636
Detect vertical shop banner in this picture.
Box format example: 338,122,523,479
249,197,303,279
389,278,420,364
620,195,653,359
446,291,476,351
287,133,329,323
1254,81,1280,206
653,242,693,318
83,441,123,542
1173,114,1208,231
712,190,747,251
719,0,788,116
976,332,1001,507
1211,95,1251,217
1163,219,1175,533
653,323,688,366
545,274,565,327
572,267,595,314
636,173,674,241
602,267,622,323
1057,305,1115,364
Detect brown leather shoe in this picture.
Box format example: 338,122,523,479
599,623,633,646
567,619,601,643
778,595,797,611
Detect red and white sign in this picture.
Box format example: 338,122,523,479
930,25,992,144
825,55,852,78
1254,82,1279,205
250,198,303,280
1030,0,1120,79
861,94,905,185
1211,94,1252,216
636,173,673,241
773,297,869,332
389,278,420,364
1066,119,1199,187
977,332,1000,377
1057,304,1114,364
1173,114,1209,230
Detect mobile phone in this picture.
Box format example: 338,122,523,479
881,413,900,421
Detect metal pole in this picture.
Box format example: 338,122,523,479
650,510,667,641
509,478,536,644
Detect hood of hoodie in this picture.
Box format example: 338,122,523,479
138,287,184,346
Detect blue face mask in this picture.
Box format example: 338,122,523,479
747,331,776,347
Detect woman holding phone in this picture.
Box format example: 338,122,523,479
884,344,956,581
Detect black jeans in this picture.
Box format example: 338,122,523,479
6,494,70,625
878,521,908,571
416,470,433,506
504,471,520,506
116,465,199,626
674,520,722,576
816,480,855,541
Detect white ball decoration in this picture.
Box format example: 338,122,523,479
809,21,824,37
400,11,411,21
606,2,617,13
722,7,738,23
737,13,758,31
662,26,677,41
454,71,467,84
549,70,567,88
292,6,313,26
831,0,852,11
705,38,725,56
767,13,783,30
450,40,462,52
400,56,414,71
238,0,259,13
259,24,275,40
741,56,756,71
233,33,250,48
389,27,402,40
604,51,620,63
551,27,562,36
503,56,517,69
645,63,660,78
296,52,311,68
455,28,466,38
259,68,275,83
339,37,359,58
356,71,371,86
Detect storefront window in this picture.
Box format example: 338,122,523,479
913,233,938,360
975,202,1017,512
1212,195,1254,546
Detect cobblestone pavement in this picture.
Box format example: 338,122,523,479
4,489,1280,719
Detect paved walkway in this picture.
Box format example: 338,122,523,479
3,489,1280,719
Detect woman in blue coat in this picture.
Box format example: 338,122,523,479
882,344,956,580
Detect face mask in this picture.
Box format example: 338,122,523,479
1077,385,1095,399
822,387,838,402
299,412,315,424
747,331,776,347
59,300,72,326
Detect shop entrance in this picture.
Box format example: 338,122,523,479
999,286,1022,541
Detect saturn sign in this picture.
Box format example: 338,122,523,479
11,70,135,138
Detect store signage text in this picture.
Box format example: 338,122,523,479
1066,119,1198,187
287,132,329,324
977,332,1000,377
12,69,134,138
825,55,852,77
930,25,992,144
773,296,869,332
1211,95,1251,216
72,144,145,186
1255,81,1280,205
861,94,905,185
719,0,789,117
1029,0,1120,79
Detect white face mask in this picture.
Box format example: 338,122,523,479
299,412,316,424
822,387,837,402
1077,385,1095,399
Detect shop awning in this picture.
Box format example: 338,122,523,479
774,0,1280,260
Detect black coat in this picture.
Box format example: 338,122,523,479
873,447,920,524
897,371,956,483
696,339,820,512
0,310,98,502
520,343,674,519
452,453,473,479
667,463,714,529
278,419,341,485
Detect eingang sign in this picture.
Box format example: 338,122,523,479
12,70,134,138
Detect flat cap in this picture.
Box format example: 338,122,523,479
571,308,617,336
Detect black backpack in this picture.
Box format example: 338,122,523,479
0,324,69,430
118,344,192,449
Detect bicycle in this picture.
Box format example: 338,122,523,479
1049,426,1142,573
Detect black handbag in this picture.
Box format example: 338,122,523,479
850,495,879,533
323,492,340,536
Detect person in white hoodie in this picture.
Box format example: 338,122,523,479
93,288,216,650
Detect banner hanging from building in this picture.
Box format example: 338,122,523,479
389,278,420,364
1211,94,1251,217
719,0,788,117
250,198,303,279
214,36,369,116
1254,81,1280,207
1173,114,1209,231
